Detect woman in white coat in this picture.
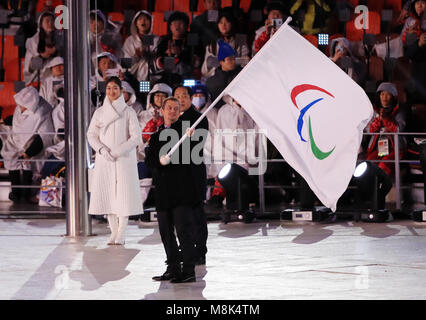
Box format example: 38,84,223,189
87,77,143,245
24,11,59,85
122,10,160,82
0,86,54,203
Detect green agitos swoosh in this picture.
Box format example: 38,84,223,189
308,116,335,160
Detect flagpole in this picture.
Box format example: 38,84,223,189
160,18,293,165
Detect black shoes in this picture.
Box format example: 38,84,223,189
170,273,196,283
152,271,177,281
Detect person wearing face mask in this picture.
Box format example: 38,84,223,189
24,11,60,84
87,77,143,245
123,10,160,82
0,86,54,204
39,57,64,109
366,82,407,178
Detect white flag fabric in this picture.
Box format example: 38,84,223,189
224,23,373,212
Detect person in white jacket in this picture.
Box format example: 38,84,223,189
87,77,143,245
39,56,64,109
23,11,59,85
122,10,160,82
0,86,54,203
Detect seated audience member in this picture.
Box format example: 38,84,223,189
405,29,426,103
253,2,287,55
122,81,143,118
39,57,64,109
288,0,332,35
0,86,54,203
24,11,59,84
366,83,407,178
202,11,250,79
155,11,199,78
329,37,366,85
41,87,65,179
190,0,222,58
401,0,425,45
122,10,160,82
206,40,242,109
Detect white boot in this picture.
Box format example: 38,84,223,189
107,214,118,245
115,216,129,245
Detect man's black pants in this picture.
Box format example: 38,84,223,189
157,205,196,275
193,203,208,260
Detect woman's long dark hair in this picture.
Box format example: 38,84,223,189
210,11,237,53
106,76,122,89
37,12,56,54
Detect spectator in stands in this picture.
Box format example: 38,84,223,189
206,40,242,109
201,10,250,79
400,0,425,45
39,56,64,109
122,81,143,117
190,0,222,58
0,86,54,204
288,0,333,35
89,10,106,75
253,2,287,55
405,26,426,103
24,11,59,84
139,83,172,205
87,76,143,246
366,82,407,177
329,37,366,85
41,86,65,179
156,11,198,78
122,10,159,82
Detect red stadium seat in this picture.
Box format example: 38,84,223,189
347,0,359,7
392,57,412,86
152,11,169,36
346,11,381,41
384,0,402,12
303,34,318,48
156,0,190,12
108,12,125,23
0,36,20,81
240,0,252,12
0,82,17,118
36,0,63,13
222,0,233,8
368,56,384,82
367,0,385,13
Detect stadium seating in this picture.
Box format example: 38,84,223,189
346,11,381,41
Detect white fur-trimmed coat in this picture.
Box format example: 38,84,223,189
87,94,143,216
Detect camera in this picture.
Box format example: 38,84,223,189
272,18,283,28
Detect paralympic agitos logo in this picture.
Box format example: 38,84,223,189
291,84,336,160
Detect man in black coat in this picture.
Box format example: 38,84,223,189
174,85,209,266
145,97,206,283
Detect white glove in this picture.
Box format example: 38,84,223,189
99,146,116,162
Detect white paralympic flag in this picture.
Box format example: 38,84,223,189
223,20,374,212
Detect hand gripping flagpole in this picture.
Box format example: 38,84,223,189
160,17,293,165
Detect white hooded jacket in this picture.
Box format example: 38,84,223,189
0,87,54,173
23,12,57,85
122,10,159,81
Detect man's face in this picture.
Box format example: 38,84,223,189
90,18,104,34
123,91,130,103
161,100,181,124
174,87,192,112
136,14,151,35
153,92,168,108
380,91,393,108
220,56,236,71
52,64,64,77
204,0,220,11
268,10,284,21
170,20,187,39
